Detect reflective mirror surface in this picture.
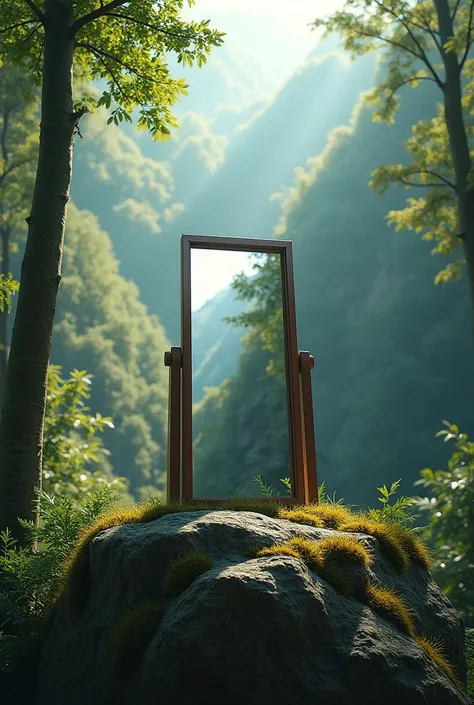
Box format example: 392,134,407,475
191,248,291,499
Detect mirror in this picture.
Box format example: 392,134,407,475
190,249,292,499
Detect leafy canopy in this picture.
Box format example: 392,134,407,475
313,0,474,283
414,421,474,625
0,0,225,139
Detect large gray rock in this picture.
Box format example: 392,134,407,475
35,511,470,705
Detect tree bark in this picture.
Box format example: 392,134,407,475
0,1,76,542
0,227,10,412
434,0,474,331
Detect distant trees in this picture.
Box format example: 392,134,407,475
54,204,170,495
0,0,223,541
315,0,474,321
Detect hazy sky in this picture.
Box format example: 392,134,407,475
195,0,344,49
191,249,255,311
187,1,345,311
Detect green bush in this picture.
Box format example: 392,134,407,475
413,422,474,626
0,486,118,676
43,365,128,502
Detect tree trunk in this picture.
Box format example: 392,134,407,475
0,228,9,412
0,3,76,543
434,0,474,331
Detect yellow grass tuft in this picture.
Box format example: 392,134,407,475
279,503,352,529
389,526,433,570
341,518,409,573
316,535,373,567
162,550,213,601
256,543,303,561
107,600,164,684
256,535,370,596
365,582,415,637
416,635,463,691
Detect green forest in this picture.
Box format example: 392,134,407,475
0,0,473,701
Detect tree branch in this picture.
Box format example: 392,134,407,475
75,42,171,85
22,0,45,23
0,109,9,165
70,0,128,35
373,0,444,88
78,43,128,100
0,19,40,35
105,11,194,41
397,169,457,190
459,0,474,71
385,74,438,103
347,25,443,87
0,159,33,187
451,0,463,23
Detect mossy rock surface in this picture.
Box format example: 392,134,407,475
34,509,469,705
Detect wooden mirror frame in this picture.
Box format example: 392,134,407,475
164,234,318,505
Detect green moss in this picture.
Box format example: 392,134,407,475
364,582,415,637
162,550,213,601
416,635,463,691
107,600,164,684
60,542,91,616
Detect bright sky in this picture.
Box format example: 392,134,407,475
191,249,255,311
187,1,345,311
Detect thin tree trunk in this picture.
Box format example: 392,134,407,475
0,227,10,412
0,3,76,543
434,0,474,331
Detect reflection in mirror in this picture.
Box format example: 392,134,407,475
191,249,291,499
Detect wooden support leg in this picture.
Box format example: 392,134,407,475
164,347,182,502
299,351,318,503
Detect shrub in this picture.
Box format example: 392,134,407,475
413,422,474,625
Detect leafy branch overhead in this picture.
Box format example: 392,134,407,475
0,1,225,139
314,0,474,287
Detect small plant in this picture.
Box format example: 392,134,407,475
108,600,164,684
252,474,292,497
162,551,213,601
366,480,416,529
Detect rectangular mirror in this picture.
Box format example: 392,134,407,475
181,235,305,503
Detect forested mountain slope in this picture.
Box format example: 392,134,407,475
70,51,376,340
191,79,474,505
51,206,170,496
